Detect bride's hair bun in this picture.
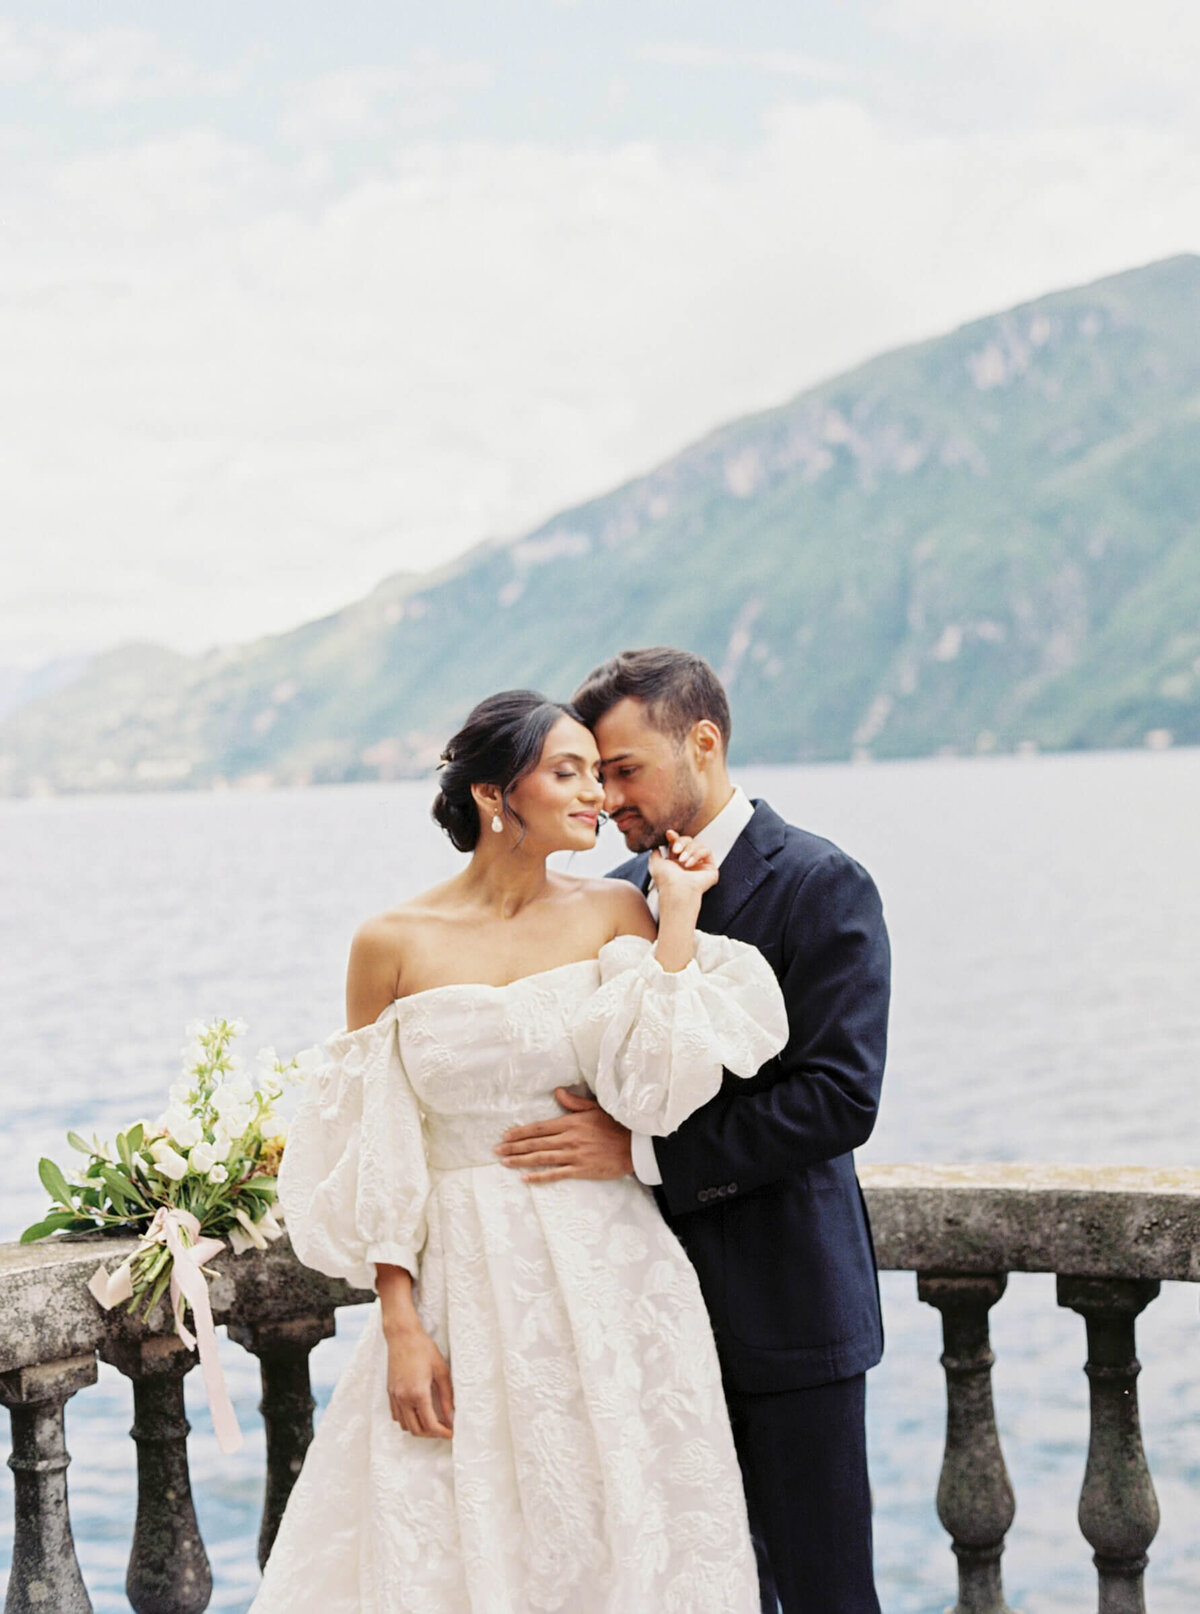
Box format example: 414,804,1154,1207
430,781,479,852
431,690,585,852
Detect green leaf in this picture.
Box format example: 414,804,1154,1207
99,1165,144,1212
127,1122,144,1153
19,1211,79,1243
37,1157,74,1209
116,1131,132,1171
66,1130,92,1155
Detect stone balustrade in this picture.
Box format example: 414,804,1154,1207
2,1163,1198,1613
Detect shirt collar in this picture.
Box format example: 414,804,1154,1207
692,784,754,869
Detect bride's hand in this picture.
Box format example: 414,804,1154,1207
647,830,719,902
385,1325,454,1439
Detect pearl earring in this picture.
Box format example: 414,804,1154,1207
491,814,503,833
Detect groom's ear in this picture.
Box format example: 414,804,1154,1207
692,719,723,766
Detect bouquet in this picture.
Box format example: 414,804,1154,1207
22,1016,319,1451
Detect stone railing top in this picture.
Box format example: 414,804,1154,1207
0,1229,370,1377
3,1164,1198,1374
860,1163,1200,1194
859,1162,1200,1283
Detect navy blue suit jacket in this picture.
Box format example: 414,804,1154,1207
609,799,889,1394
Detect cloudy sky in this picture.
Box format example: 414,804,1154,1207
3,0,1198,669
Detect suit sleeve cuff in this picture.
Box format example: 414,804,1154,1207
630,1131,663,1186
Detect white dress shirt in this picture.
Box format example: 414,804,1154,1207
630,785,756,1186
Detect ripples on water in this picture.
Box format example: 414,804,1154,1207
2,750,1197,1611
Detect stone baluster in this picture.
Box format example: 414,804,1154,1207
918,1273,1017,1614
226,1312,336,1566
100,1335,212,1614
1056,1276,1161,1614
0,1355,97,1614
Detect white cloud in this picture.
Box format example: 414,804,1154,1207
1,12,1199,668
0,23,246,106
280,54,494,145
637,42,865,87
879,0,1200,125
885,0,1200,63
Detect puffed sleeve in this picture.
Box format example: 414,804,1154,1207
277,1005,430,1290
570,932,788,1136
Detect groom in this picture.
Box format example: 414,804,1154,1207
497,646,889,1614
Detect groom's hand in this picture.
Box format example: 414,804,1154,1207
495,1088,633,1182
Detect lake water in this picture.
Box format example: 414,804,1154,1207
2,749,1198,1612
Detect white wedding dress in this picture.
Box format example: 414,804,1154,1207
250,934,787,1614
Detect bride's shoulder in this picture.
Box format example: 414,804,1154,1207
357,877,459,933
346,889,460,1023
548,871,655,940
348,885,457,971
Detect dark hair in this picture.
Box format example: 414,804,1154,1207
572,647,731,751
432,690,585,852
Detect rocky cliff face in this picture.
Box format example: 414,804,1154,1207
4,254,1198,794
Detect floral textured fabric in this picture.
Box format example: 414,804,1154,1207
251,934,787,1614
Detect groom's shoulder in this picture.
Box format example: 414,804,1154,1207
748,799,880,898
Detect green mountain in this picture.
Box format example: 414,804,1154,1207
3,254,1199,795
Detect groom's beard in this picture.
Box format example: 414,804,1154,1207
611,810,662,852
613,773,705,852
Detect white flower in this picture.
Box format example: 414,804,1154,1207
211,1084,252,1124
228,1018,248,1037
188,1140,218,1175
159,1107,202,1149
207,1163,229,1185
226,1105,254,1137
210,1123,243,1162
184,1018,208,1041
225,1052,246,1077
169,1080,193,1105
256,1045,278,1072
149,1140,189,1181
259,1110,288,1144
292,1046,324,1082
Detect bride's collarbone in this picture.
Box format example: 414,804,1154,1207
389,886,619,997
397,931,609,997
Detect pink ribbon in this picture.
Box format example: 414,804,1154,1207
89,1207,243,1454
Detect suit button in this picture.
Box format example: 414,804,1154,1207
698,1188,711,1203
728,1183,738,1195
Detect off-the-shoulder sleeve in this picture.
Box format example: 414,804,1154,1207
277,1006,430,1290
569,932,788,1136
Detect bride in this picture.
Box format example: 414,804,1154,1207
250,690,788,1614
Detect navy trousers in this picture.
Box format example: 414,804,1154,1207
725,1373,881,1614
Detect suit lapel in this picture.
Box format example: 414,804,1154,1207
610,801,785,927
699,800,784,933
